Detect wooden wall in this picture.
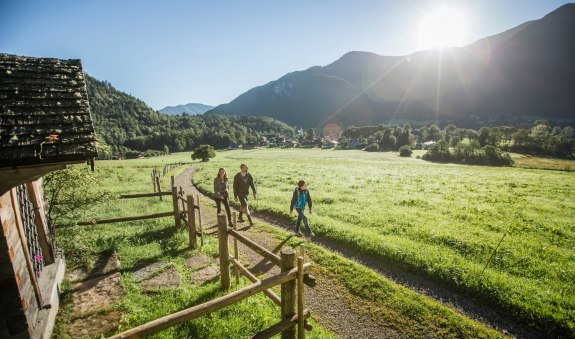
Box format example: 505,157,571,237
0,180,46,337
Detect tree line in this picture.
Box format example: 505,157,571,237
338,121,574,166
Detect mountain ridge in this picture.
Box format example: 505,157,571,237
159,102,214,115
207,4,575,128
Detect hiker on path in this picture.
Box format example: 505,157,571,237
290,180,314,237
214,168,233,226
233,163,256,226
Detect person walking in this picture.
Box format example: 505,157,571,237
233,163,256,226
290,180,314,237
214,168,233,227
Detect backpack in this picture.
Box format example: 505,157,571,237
295,189,307,209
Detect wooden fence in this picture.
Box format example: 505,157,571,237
78,173,203,249
110,212,314,338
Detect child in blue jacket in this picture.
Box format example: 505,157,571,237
290,180,314,237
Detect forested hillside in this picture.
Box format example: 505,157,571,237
86,76,294,157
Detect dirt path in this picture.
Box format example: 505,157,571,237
175,167,538,338
175,167,398,338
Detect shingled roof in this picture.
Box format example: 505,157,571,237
0,53,97,168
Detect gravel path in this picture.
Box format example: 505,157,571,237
175,167,398,338
175,167,539,338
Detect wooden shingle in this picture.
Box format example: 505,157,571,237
0,53,98,167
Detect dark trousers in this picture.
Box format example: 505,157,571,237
216,198,232,225
295,208,311,233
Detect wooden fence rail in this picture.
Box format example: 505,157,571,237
109,255,311,338
119,192,171,199
78,180,204,250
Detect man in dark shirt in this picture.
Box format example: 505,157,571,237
233,163,257,226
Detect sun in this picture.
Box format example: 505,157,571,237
416,7,468,50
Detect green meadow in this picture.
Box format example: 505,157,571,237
194,148,575,336
53,154,504,338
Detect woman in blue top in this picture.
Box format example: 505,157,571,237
289,180,314,237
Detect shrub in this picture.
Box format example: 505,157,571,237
399,145,412,157
365,143,379,152
192,144,216,162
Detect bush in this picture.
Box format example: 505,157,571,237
399,145,412,157
365,143,379,152
192,144,216,162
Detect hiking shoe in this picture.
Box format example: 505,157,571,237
295,231,303,237
309,231,315,237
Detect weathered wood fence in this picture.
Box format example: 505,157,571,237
78,174,203,249
109,212,314,338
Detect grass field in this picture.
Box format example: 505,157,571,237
53,154,505,338
194,148,575,336
53,159,334,338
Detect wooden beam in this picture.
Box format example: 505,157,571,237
76,211,173,226
228,228,281,267
119,192,171,199
297,256,305,339
281,248,296,339
187,195,197,249
253,309,311,339
218,214,231,290
109,263,311,339
171,186,180,228
229,257,280,306
156,176,163,201
0,163,67,195
25,181,54,264
232,212,239,285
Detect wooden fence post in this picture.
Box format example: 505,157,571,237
156,175,163,201
297,256,305,339
196,194,203,246
233,212,239,285
281,248,296,339
171,175,175,188
172,186,181,228
187,195,197,249
218,213,231,290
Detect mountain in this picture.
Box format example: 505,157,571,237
85,76,294,156
207,4,575,128
159,103,214,115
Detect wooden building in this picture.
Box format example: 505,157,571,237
0,53,98,338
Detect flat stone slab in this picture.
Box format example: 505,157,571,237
67,250,121,283
66,310,122,338
191,266,219,284
185,253,211,269
139,266,181,291
132,261,171,281
72,273,125,314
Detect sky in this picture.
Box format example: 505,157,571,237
0,0,571,110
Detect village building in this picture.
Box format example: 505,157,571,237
0,53,98,338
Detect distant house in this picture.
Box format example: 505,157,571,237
422,141,436,149
243,142,259,150
0,53,98,338
322,139,338,149
299,140,316,148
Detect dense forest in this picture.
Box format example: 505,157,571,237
338,121,574,166
86,76,294,158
